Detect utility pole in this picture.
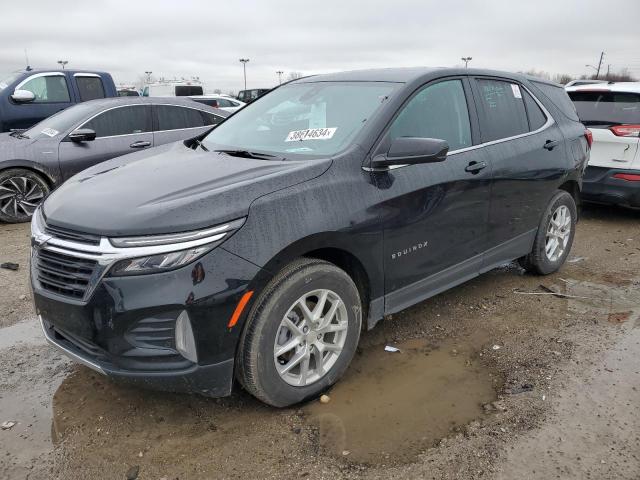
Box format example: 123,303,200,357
239,58,249,90
57,60,68,69
595,51,605,79
144,71,152,83
461,56,472,68
276,70,284,85
606,64,611,79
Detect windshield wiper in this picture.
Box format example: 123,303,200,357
214,149,279,160
195,139,209,151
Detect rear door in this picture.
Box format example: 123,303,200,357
470,77,566,267
6,72,73,130
567,89,640,168
152,104,224,144
58,104,153,180
73,74,108,102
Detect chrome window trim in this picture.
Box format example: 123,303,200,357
73,73,101,78
363,83,554,172
15,72,65,90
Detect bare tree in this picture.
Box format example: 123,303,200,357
213,88,222,94
287,71,303,81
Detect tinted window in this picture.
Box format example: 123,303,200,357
523,90,547,131
19,75,70,103
389,79,472,151
175,85,204,96
191,98,219,108
76,76,106,101
476,79,528,141
216,99,234,108
156,105,206,130
567,91,640,127
532,81,579,121
82,106,151,138
201,111,223,126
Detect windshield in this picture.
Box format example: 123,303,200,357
22,103,99,140
202,82,397,157
568,90,640,127
0,72,21,91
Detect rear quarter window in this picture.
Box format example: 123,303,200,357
531,81,579,121
76,76,106,101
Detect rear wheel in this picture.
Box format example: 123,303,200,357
236,258,362,407
0,169,49,223
519,190,576,274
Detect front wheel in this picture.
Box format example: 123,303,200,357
0,169,50,223
519,190,577,275
236,258,362,407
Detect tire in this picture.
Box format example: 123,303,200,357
519,190,577,275
236,258,362,407
0,168,50,223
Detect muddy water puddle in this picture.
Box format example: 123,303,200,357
305,337,497,464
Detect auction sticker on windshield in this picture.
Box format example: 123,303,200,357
41,128,59,137
285,127,337,142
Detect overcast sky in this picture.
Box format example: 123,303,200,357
0,0,638,93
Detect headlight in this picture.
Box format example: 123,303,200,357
109,244,214,276
107,218,245,276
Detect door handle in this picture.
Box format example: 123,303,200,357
130,140,151,148
465,160,487,174
543,140,559,151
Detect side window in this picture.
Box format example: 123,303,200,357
82,106,151,138
389,79,472,151
532,81,579,121
201,111,223,126
523,90,547,131
19,75,70,103
142,86,149,97
155,105,206,131
76,76,106,101
475,79,529,141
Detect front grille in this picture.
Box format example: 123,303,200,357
44,224,101,246
36,249,98,299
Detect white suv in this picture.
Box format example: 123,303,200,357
189,95,245,113
567,82,640,208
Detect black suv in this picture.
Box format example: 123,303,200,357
31,68,589,407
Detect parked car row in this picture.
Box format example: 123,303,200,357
0,97,228,222
29,67,590,407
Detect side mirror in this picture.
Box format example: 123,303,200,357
11,89,36,103
371,137,449,169
68,128,96,143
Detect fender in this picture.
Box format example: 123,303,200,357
0,158,61,186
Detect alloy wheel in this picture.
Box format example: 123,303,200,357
274,289,348,387
0,176,45,218
545,205,571,262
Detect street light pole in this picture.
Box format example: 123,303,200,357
461,56,472,68
276,70,284,85
239,58,249,90
57,60,68,70
144,71,152,83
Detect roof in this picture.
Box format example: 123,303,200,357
565,82,640,93
16,68,111,76
76,96,229,116
292,67,562,87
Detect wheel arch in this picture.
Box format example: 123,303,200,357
558,179,581,218
0,160,58,188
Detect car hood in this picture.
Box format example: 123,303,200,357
43,141,332,236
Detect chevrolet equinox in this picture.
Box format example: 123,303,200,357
31,68,590,407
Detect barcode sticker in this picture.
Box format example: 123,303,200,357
511,84,522,99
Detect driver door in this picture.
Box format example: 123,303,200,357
58,104,153,181
369,78,492,313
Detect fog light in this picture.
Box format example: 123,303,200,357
175,310,198,363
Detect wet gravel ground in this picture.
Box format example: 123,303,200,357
0,204,639,480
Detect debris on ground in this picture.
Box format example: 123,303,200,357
492,345,501,350
1,421,16,430
319,394,330,404
505,384,534,395
608,311,632,324
0,262,19,271
126,465,140,480
384,345,401,353
567,256,586,263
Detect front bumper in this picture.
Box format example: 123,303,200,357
581,166,640,208
32,244,263,397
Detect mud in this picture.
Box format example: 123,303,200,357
0,204,639,480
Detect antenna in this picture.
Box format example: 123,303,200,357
24,48,31,70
